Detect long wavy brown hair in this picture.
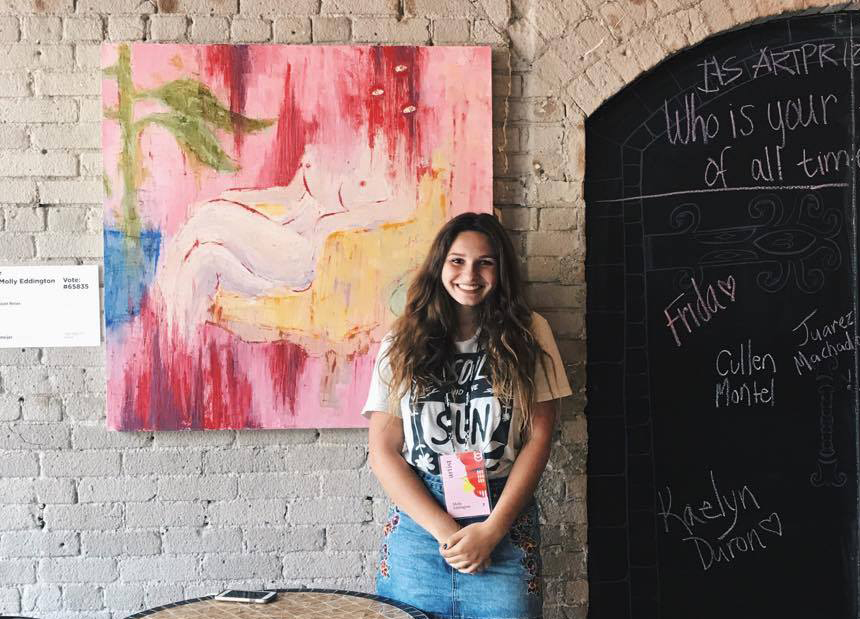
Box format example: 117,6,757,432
384,212,550,432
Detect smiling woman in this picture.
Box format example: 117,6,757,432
362,213,572,619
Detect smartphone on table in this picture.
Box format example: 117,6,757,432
214,590,277,604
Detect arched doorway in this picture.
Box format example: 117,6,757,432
585,12,859,619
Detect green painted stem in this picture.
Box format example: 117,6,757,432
116,44,141,240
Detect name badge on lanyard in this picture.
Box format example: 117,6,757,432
440,451,492,518
438,359,491,518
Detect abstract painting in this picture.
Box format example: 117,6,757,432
103,44,492,430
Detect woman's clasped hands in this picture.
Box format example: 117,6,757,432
439,520,506,574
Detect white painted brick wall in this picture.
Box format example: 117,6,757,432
0,452,39,476
1,531,79,557
80,531,160,557
34,71,100,96
161,528,243,554
0,0,823,616
241,0,314,16
0,45,74,70
351,17,431,43
63,584,102,611
75,44,101,69
169,0,237,15
311,15,350,42
148,15,188,42
0,151,77,175
5,207,46,232
106,16,145,42
230,17,270,42
0,72,31,96
0,126,31,150
272,16,311,43
23,16,63,44
189,16,230,42
0,15,19,41
64,17,104,42
244,526,324,552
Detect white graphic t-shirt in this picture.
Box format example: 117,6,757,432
362,312,572,479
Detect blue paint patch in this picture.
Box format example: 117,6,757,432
104,227,162,329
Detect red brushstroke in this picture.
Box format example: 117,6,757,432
118,295,308,430
258,64,319,187
266,340,309,415
338,47,425,173
373,46,419,167
204,45,250,156
114,47,445,431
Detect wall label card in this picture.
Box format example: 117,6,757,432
0,265,100,348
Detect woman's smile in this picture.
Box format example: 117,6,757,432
442,230,498,308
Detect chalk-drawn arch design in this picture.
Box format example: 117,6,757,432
584,12,859,619
648,192,843,294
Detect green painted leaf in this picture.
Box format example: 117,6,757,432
148,79,274,134
140,112,238,172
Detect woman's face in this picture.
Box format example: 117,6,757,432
441,230,498,308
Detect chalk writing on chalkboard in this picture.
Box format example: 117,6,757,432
714,340,776,408
792,308,858,374
663,275,736,347
585,14,859,619
662,52,846,191
697,43,860,95
657,471,783,572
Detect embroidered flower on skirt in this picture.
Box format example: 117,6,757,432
383,510,400,536
379,508,401,579
510,510,542,595
379,543,390,578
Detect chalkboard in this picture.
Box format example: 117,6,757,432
584,13,859,619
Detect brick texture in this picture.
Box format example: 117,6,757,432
0,0,820,616
149,15,188,42
273,16,311,43
312,15,349,41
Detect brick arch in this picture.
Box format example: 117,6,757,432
500,0,851,276
548,1,854,615
529,2,846,117
491,2,853,614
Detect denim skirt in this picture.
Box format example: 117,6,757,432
375,470,542,619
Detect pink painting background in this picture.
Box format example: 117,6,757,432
103,44,492,430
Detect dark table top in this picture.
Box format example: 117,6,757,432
124,588,429,619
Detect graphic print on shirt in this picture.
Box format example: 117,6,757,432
405,350,512,475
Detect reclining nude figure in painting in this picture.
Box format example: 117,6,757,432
153,141,415,341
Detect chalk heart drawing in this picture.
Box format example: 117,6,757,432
758,513,783,536
102,44,493,430
717,276,736,301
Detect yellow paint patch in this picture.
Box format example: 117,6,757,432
244,202,291,220
214,160,448,356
